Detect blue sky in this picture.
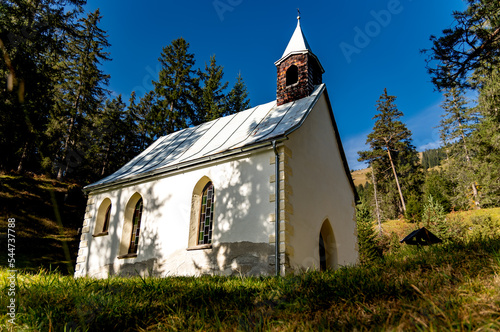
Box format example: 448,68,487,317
84,0,467,170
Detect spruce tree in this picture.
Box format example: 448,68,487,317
224,72,251,115
51,9,110,179
424,0,500,90
439,87,481,209
95,95,127,177
473,65,500,207
195,55,229,124
0,0,85,173
153,37,198,135
356,204,381,265
358,89,422,217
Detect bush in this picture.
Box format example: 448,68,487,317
356,204,382,264
405,194,422,223
422,195,448,241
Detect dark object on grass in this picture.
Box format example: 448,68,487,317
400,227,442,246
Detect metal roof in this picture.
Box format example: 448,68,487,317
84,84,326,191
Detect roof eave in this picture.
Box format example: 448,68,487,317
83,136,290,193
274,50,325,74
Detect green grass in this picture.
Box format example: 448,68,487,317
1,237,500,331
1,174,500,331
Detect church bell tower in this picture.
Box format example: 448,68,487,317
275,15,325,106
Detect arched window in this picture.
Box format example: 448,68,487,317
128,198,143,254
118,193,143,258
198,182,215,245
94,198,112,236
188,177,216,249
286,65,298,86
102,204,111,233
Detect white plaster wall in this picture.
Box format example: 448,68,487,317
286,93,358,271
82,149,276,277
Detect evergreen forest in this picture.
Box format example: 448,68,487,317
0,1,250,184
357,0,500,224
1,1,500,330
1,1,498,229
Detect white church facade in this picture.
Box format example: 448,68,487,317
74,17,359,278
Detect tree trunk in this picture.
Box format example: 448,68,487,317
16,140,29,173
371,166,382,235
57,115,75,180
58,84,83,180
458,121,480,208
101,143,111,176
386,147,406,213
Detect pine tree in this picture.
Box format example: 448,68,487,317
0,0,85,173
473,65,500,207
358,89,422,217
356,204,381,265
95,95,127,177
424,0,500,90
153,37,198,135
224,72,250,115
439,87,481,209
51,9,110,179
195,55,229,124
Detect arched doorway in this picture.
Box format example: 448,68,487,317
319,219,337,271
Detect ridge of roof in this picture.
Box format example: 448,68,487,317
84,84,326,192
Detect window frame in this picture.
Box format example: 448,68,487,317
128,198,143,254
285,65,299,86
197,182,215,246
93,198,112,237
187,177,215,250
118,193,143,259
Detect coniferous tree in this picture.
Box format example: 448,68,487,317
356,204,382,265
195,55,229,124
51,9,110,179
425,1,500,209
125,91,154,155
473,65,500,207
153,37,198,136
95,95,127,177
358,89,422,218
423,170,453,212
424,0,500,90
224,72,251,115
0,0,85,173
439,87,481,209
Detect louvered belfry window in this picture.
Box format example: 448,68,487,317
128,198,143,254
198,182,215,245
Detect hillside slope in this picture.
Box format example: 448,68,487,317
0,174,86,274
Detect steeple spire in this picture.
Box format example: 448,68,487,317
275,14,324,106
275,14,312,66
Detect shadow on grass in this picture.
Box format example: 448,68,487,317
0,174,85,275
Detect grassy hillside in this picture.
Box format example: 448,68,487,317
1,174,500,331
0,174,85,274
351,167,371,186
1,237,499,331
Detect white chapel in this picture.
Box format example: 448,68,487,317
74,17,359,278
